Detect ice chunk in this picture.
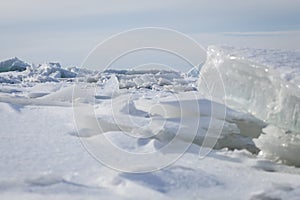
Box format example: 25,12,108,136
0,57,29,73
0,71,22,84
157,77,172,86
199,46,300,165
254,125,300,166
198,46,300,133
0,61,79,84
33,62,77,79
102,75,120,97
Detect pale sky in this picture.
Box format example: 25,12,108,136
1,0,300,66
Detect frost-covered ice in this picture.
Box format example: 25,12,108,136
0,57,29,73
0,46,300,199
0,62,76,84
199,46,300,166
254,125,300,166
199,46,300,133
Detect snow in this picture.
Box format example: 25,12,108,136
0,103,299,199
0,46,300,199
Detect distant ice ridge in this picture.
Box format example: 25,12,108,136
102,69,197,92
0,57,29,73
0,58,197,92
0,61,77,84
198,46,300,166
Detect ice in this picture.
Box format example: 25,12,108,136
0,71,23,84
0,57,29,73
254,125,300,166
0,61,77,84
0,58,196,93
104,69,194,91
198,46,300,166
199,48,300,132
1,47,300,199
93,90,265,153
23,62,77,82
199,46,300,133
157,77,172,86
101,74,120,97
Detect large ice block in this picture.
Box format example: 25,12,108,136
198,46,300,133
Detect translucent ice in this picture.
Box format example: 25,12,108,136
198,46,300,133
198,46,300,166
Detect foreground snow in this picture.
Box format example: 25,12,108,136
0,46,300,199
1,102,300,200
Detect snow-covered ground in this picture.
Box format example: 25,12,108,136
0,46,300,199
